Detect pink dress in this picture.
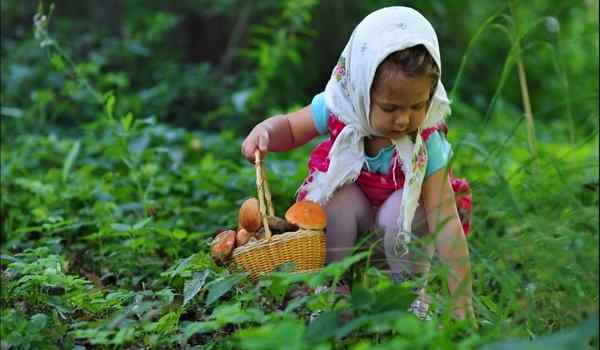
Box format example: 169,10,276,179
297,112,472,235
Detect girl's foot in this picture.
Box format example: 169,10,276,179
390,272,432,320
409,292,432,321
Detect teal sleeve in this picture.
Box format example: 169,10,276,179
425,131,453,177
310,92,328,135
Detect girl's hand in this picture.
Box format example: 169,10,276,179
241,124,270,163
422,169,477,329
240,107,319,163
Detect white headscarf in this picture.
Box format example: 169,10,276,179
304,6,451,255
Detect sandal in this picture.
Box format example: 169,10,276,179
390,272,433,321
409,293,432,321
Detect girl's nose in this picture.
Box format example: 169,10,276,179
394,111,410,129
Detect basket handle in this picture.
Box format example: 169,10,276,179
254,150,274,240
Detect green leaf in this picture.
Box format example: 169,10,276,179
481,313,599,350
121,112,133,132
29,313,48,333
154,311,180,334
212,302,266,326
156,288,175,304
172,229,187,240
0,254,17,263
334,310,405,340
235,319,306,350
264,271,296,301
334,314,372,340
481,295,498,314
284,296,309,315
50,53,66,71
112,327,135,345
32,207,49,222
110,223,131,232
163,255,194,279
133,217,152,230
182,321,219,341
205,274,247,305
309,252,369,286
120,156,134,169
183,270,209,307
104,94,116,120
370,283,414,313
304,310,340,344
349,284,375,310
62,140,80,182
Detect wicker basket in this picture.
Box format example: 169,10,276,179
231,150,326,280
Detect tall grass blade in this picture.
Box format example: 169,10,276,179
510,1,538,165
62,140,80,182
450,5,507,101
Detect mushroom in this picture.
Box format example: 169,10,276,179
210,230,236,262
284,201,327,230
236,227,255,246
239,197,262,232
267,215,299,233
255,227,266,240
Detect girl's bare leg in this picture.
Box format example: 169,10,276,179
323,183,374,263
375,189,436,319
375,189,435,281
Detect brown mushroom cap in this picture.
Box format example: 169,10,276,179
211,230,236,262
239,197,262,232
236,228,255,246
284,200,327,230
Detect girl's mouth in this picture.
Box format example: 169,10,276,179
391,129,409,136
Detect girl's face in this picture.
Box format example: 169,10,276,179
369,71,432,139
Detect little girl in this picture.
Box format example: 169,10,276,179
242,6,474,321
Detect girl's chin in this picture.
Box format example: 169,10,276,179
388,131,408,138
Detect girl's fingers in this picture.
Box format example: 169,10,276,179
241,126,269,163
257,130,269,152
241,138,257,163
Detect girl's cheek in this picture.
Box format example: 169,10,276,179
415,111,427,127
370,110,382,128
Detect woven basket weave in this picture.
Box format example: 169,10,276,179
231,150,326,280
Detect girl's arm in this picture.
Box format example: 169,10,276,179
241,105,319,162
421,168,474,320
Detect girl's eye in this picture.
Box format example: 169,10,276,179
380,106,396,113
411,104,426,110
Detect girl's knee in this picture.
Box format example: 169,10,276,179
375,196,429,238
325,183,373,228
375,189,403,232
325,183,368,207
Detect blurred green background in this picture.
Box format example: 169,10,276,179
2,0,597,135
